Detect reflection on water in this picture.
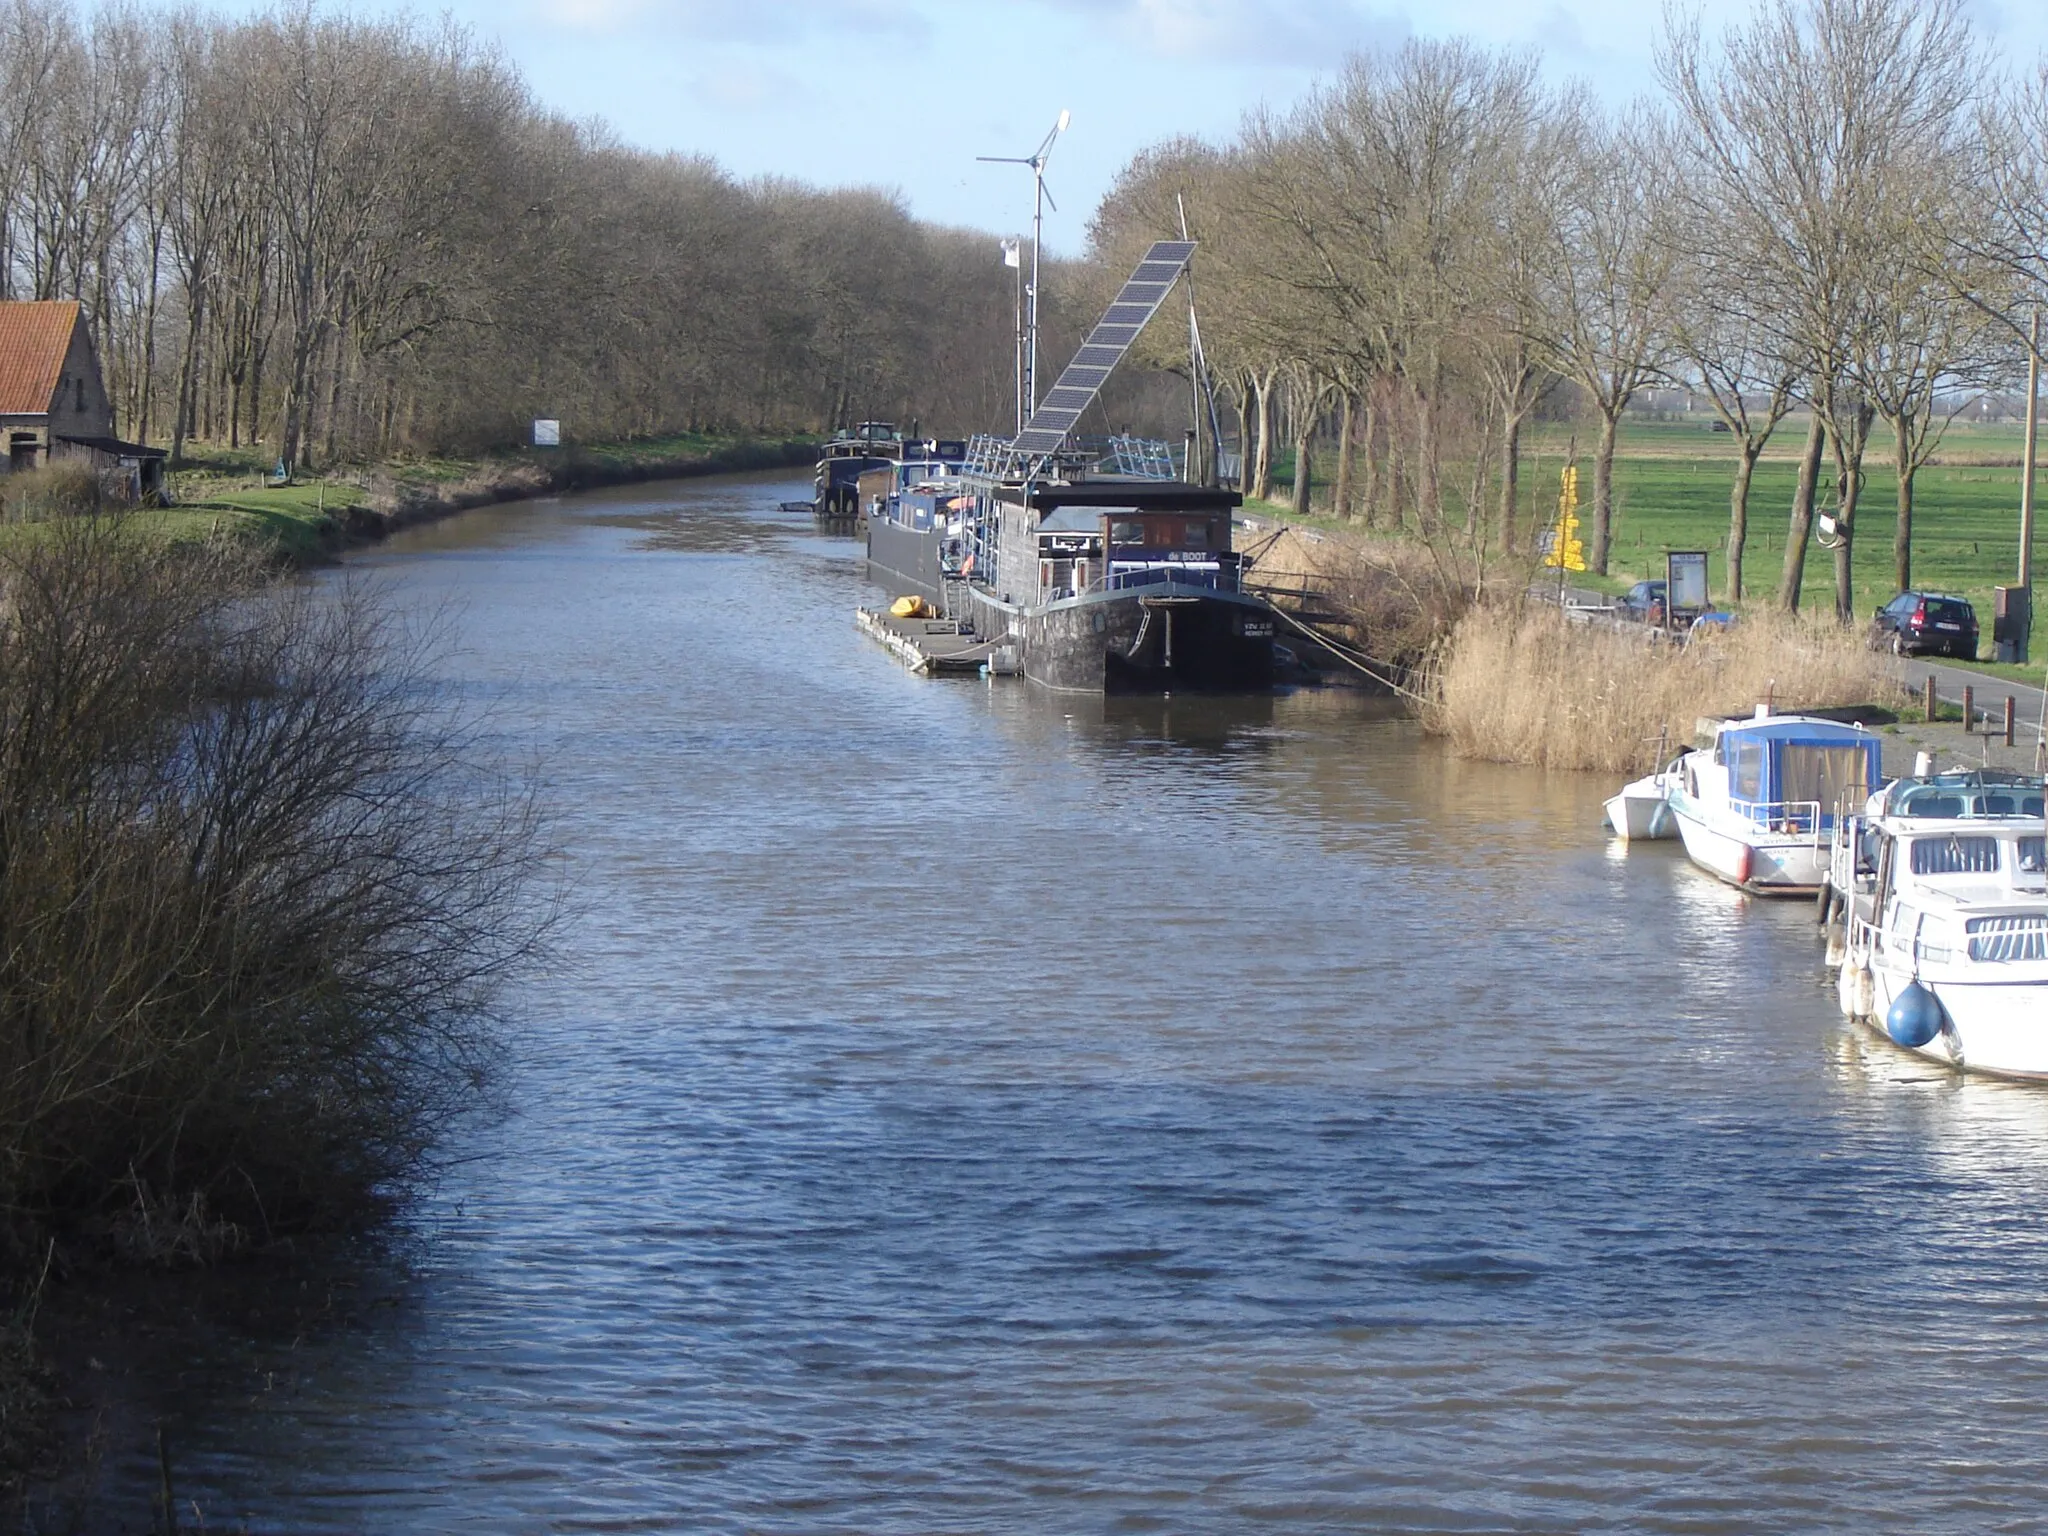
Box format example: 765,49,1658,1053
50,469,2048,1533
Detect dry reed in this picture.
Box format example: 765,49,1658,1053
1418,603,1909,775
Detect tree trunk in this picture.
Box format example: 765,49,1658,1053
1499,411,1521,554
1831,419,1867,626
1359,400,1379,527
1728,442,1760,603
1332,392,1355,519
1235,383,1251,490
1778,412,1825,612
172,280,205,466
1591,409,1620,576
1251,370,1275,501
1892,414,1915,593
1291,424,1312,517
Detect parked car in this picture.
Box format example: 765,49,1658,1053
1617,579,1667,624
1868,591,1979,659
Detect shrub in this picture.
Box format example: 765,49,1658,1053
0,463,106,524
0,517,553,1263
1418,602,1908,774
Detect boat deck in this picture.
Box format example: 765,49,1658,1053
856,607,1012,676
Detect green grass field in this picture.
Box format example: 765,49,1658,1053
1541,418,2035,626
1253,414,2043,671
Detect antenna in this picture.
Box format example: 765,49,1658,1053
978,109,1070,429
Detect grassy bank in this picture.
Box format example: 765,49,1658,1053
1255,415,2040,629
150,430,818,564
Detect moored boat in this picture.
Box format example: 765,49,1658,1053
862,238,1278,694
1664,710,1882,893
1604,765,1678,841
1825,770,2048,1076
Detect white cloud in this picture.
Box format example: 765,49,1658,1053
1038,0,1409,66
523,0,925,42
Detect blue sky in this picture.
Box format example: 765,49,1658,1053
359,1,2048,251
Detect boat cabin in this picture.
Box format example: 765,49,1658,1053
985,479,1241,607
1694,716,1882,832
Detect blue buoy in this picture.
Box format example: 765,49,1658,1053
1886,981,1944,1048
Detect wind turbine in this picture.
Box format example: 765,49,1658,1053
979,109,1070,431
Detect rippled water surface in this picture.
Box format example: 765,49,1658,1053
72,474,2048,1532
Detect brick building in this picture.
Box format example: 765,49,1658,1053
0,299,163,500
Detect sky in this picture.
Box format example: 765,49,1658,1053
244,0,2048,254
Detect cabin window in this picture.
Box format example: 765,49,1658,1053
2019,837,2044,874
1909,835,2000,875
1110,520,1143,545
1966,915,2048,963
1182,521,1208,547
1730,740,1765,803
1778,744,1869,815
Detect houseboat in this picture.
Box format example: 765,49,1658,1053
810,425,965,521
1825,770,2048,1076
864,237,1277,693
1664,710,1883,893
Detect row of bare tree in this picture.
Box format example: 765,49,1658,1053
1085,0,2048,617
0,2,1018,470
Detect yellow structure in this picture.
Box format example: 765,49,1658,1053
1544,465,1586,572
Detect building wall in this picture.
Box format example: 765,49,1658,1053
50,318,114,440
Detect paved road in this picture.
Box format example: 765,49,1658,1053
1902,654,2046,740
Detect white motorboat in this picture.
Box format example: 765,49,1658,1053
1664,709,1883,894
1825,770,2048,1077
1603,767,1677,841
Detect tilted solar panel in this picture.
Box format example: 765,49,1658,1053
1010,239,1195,458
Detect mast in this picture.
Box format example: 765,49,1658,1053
979,110,1070,424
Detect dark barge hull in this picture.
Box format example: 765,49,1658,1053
868,516,1274,693
966,585,1273,693
868,515,951,598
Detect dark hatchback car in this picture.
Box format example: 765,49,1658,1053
1869,591,1979,659
1617,579,1667,624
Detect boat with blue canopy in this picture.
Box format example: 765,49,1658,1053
1664,708,1884,894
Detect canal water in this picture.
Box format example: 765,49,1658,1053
67,474,2048,1531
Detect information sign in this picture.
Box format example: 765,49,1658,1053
1666,549,1710,620
532,419,561,448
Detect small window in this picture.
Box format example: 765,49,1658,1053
1182,521,1208,547
2019,837,2044,874
1109,520,1142,545
1910,835,2000,875
1967,915,2048,963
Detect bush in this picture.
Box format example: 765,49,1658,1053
1419,602,1908,774
0,463,104,523
0,517,553,1264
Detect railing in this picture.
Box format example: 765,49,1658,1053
1730,798,1831,841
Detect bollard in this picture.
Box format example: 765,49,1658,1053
2006,695,2017,747
1925,675,1938,723
1963,685,1974,732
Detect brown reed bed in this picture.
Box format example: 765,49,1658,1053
1418,602,1909,776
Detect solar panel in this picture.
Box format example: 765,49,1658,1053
1011,239,1196,458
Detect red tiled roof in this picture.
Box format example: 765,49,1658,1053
0,301,80,416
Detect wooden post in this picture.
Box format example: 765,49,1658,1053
1925,674,1938,722
1963,685,1974,732
2005,695,2017,747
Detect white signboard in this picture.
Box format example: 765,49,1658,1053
1666,549,1710,616
532,418,561,447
